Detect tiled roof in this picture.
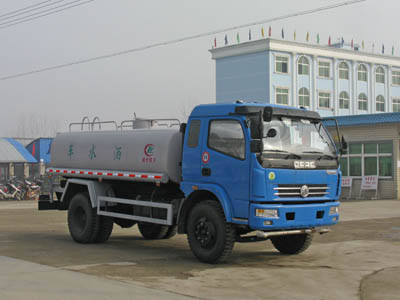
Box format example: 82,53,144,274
0,138,37,163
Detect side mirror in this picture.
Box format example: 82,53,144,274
249,117,262,139
263,107,273,122
250,139,264,153
340,136,348,154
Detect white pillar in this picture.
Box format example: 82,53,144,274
333,58,338,116
370,64,375,114
8,163,14,179
312,55,317,111
351,61,357,115
387,65,392,112
291,52,297,107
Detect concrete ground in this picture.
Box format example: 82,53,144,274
0,200,399,300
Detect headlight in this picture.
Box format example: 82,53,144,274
255,209,279,218
329,206,339,215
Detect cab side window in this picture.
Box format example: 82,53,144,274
208,120,245,160
187,120,201,148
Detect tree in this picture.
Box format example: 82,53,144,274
12,113,60,138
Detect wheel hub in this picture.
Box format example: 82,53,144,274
194,218,215,248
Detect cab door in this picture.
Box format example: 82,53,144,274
200,118,250,219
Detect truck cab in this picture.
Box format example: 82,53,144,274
180,103,341,234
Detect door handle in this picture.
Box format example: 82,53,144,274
201,168,211,176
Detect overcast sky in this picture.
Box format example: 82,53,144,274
0,0,397,137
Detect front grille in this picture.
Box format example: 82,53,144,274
274,184,329,198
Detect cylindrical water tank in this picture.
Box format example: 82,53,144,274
50,129,182,183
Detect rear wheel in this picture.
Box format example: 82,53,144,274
187,200,235,264
270,233,313,254
95,216,114,243
138,222,169,239
68,193,99,243
163,225,178,239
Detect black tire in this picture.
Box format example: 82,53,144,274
163,225,178,239
67,193,100,243
95,216,114,243
270,233,314,254
187,200,235,264
138,222,169,239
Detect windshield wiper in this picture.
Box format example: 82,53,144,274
265,149,301,159
302,151,335,160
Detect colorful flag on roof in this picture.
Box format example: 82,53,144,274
306,32,309,42
261,27,265,38
281,28,284,39
341,37,344,47
362,40,364,50
317,33,320,44
236,32,240,44
382,44,385,54
328,36,331,46
214,37,216,48
224,34,228,45
392,46,395,56
351,39,353,49
249,29,251,41
268,26,271,37
294,30,296,41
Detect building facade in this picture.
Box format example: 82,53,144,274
210,38,400,117
210,38,400,200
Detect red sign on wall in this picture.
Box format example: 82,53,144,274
361,176,378,190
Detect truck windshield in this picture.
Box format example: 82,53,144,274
262,117,336,159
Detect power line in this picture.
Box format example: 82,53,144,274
0,0,366,81
0,0,94,29
0,0,52,19
0,0,66,22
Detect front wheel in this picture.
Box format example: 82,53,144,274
187,200,235,264
270,233,313,254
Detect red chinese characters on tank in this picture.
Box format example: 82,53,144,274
142,144,156,163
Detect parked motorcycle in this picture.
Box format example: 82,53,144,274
0,179,22,200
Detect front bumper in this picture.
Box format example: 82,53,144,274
249,201,340,230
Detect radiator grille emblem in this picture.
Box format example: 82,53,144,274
300,185,309,198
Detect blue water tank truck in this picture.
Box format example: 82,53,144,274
39,102,346,263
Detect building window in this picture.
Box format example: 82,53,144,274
298,87,310,107
358,93,368,111
318,91,330,108
341,142,393,178
375,66,385,84
275,55,289,74
338,62,349,80
275,87,289,105
318,61,330,78
339,91,349,109
357,64,367,81
376,95,385,112
298,56,309,75
393,98,400,112
392,70,400,85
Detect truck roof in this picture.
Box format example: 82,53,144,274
189,102,312,118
